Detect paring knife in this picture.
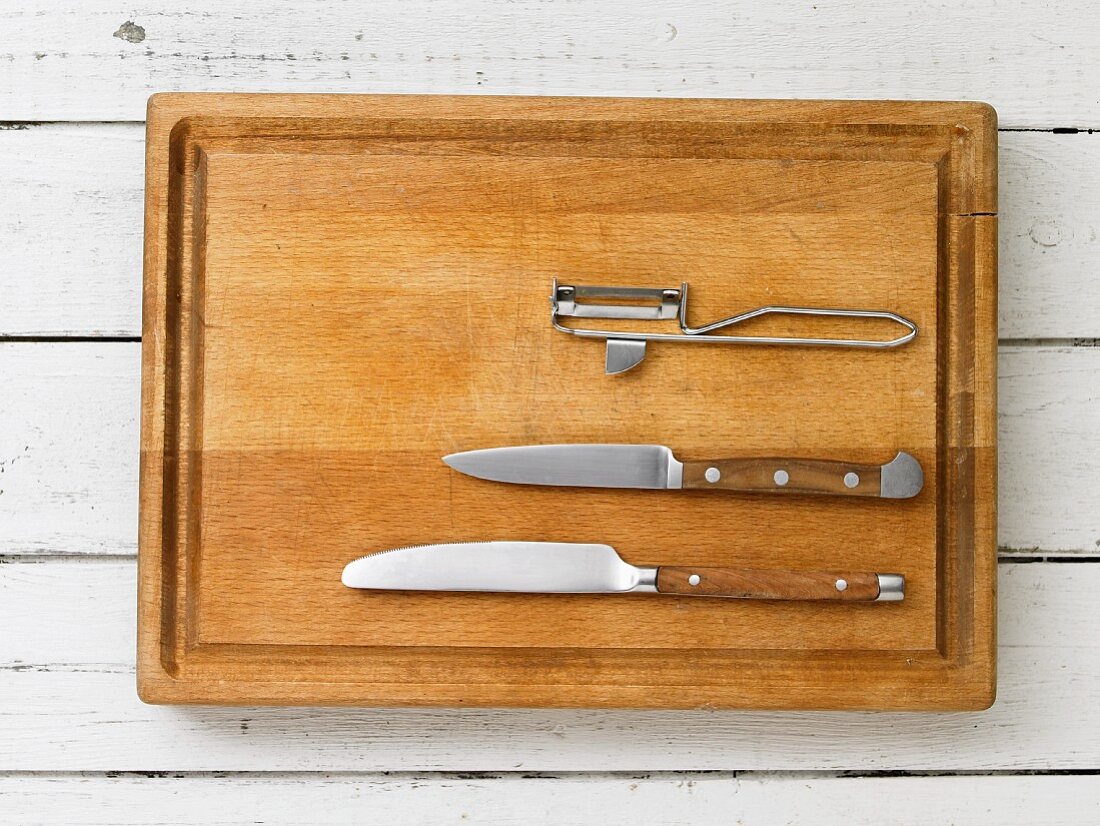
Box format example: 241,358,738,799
443,445,923,499
342,541,905,602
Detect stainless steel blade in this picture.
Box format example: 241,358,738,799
341,541,655,593
442,444,683,489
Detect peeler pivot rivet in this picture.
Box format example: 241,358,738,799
688,574,701,586
705,467,721,483
835,579,848,592
844,472,860,488
774,469,789,486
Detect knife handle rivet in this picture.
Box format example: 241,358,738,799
844,472,860,488
688,574,701,586
835,579,848,591
705,467,721,483
774,469,789,486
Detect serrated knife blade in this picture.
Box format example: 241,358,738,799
341,541,647,593
341,541,905,602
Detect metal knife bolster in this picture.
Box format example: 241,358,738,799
665,458,684,489
630,566,659,593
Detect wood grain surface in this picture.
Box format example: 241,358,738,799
137,94,996,709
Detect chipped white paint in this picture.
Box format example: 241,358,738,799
1,1,1098,125
2,126,1098,337
2,343,1097,556
0,773,1096,825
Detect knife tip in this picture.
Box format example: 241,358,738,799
340,561,358,588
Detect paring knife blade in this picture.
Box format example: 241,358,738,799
443,445,923,499
341,541,904,602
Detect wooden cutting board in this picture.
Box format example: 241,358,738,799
138,94,997,709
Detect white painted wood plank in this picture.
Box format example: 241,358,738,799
0,774,728,825
733,774,1100,825
0,559,134,667
2,343,1096,556
1000,133,1100,340
0,772,1096,826
0,343,139,555
1,1,1097,126
999,347,1100,553
0,124,144,337
0,561,1095,770
2,126,1096,337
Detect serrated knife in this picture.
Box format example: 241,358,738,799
342,541,905,602
443,445,923,499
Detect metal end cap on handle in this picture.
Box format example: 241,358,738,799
879,451,924,499
875,574,905,602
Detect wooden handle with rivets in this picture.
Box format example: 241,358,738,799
681,457,883,497
656,567,890,601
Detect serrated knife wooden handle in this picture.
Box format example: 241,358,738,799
655,567,899,601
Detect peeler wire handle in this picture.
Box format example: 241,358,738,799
552,280,918,349
676,282,917,348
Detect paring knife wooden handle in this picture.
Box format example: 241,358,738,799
656,567,903,601
680,451,923,499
